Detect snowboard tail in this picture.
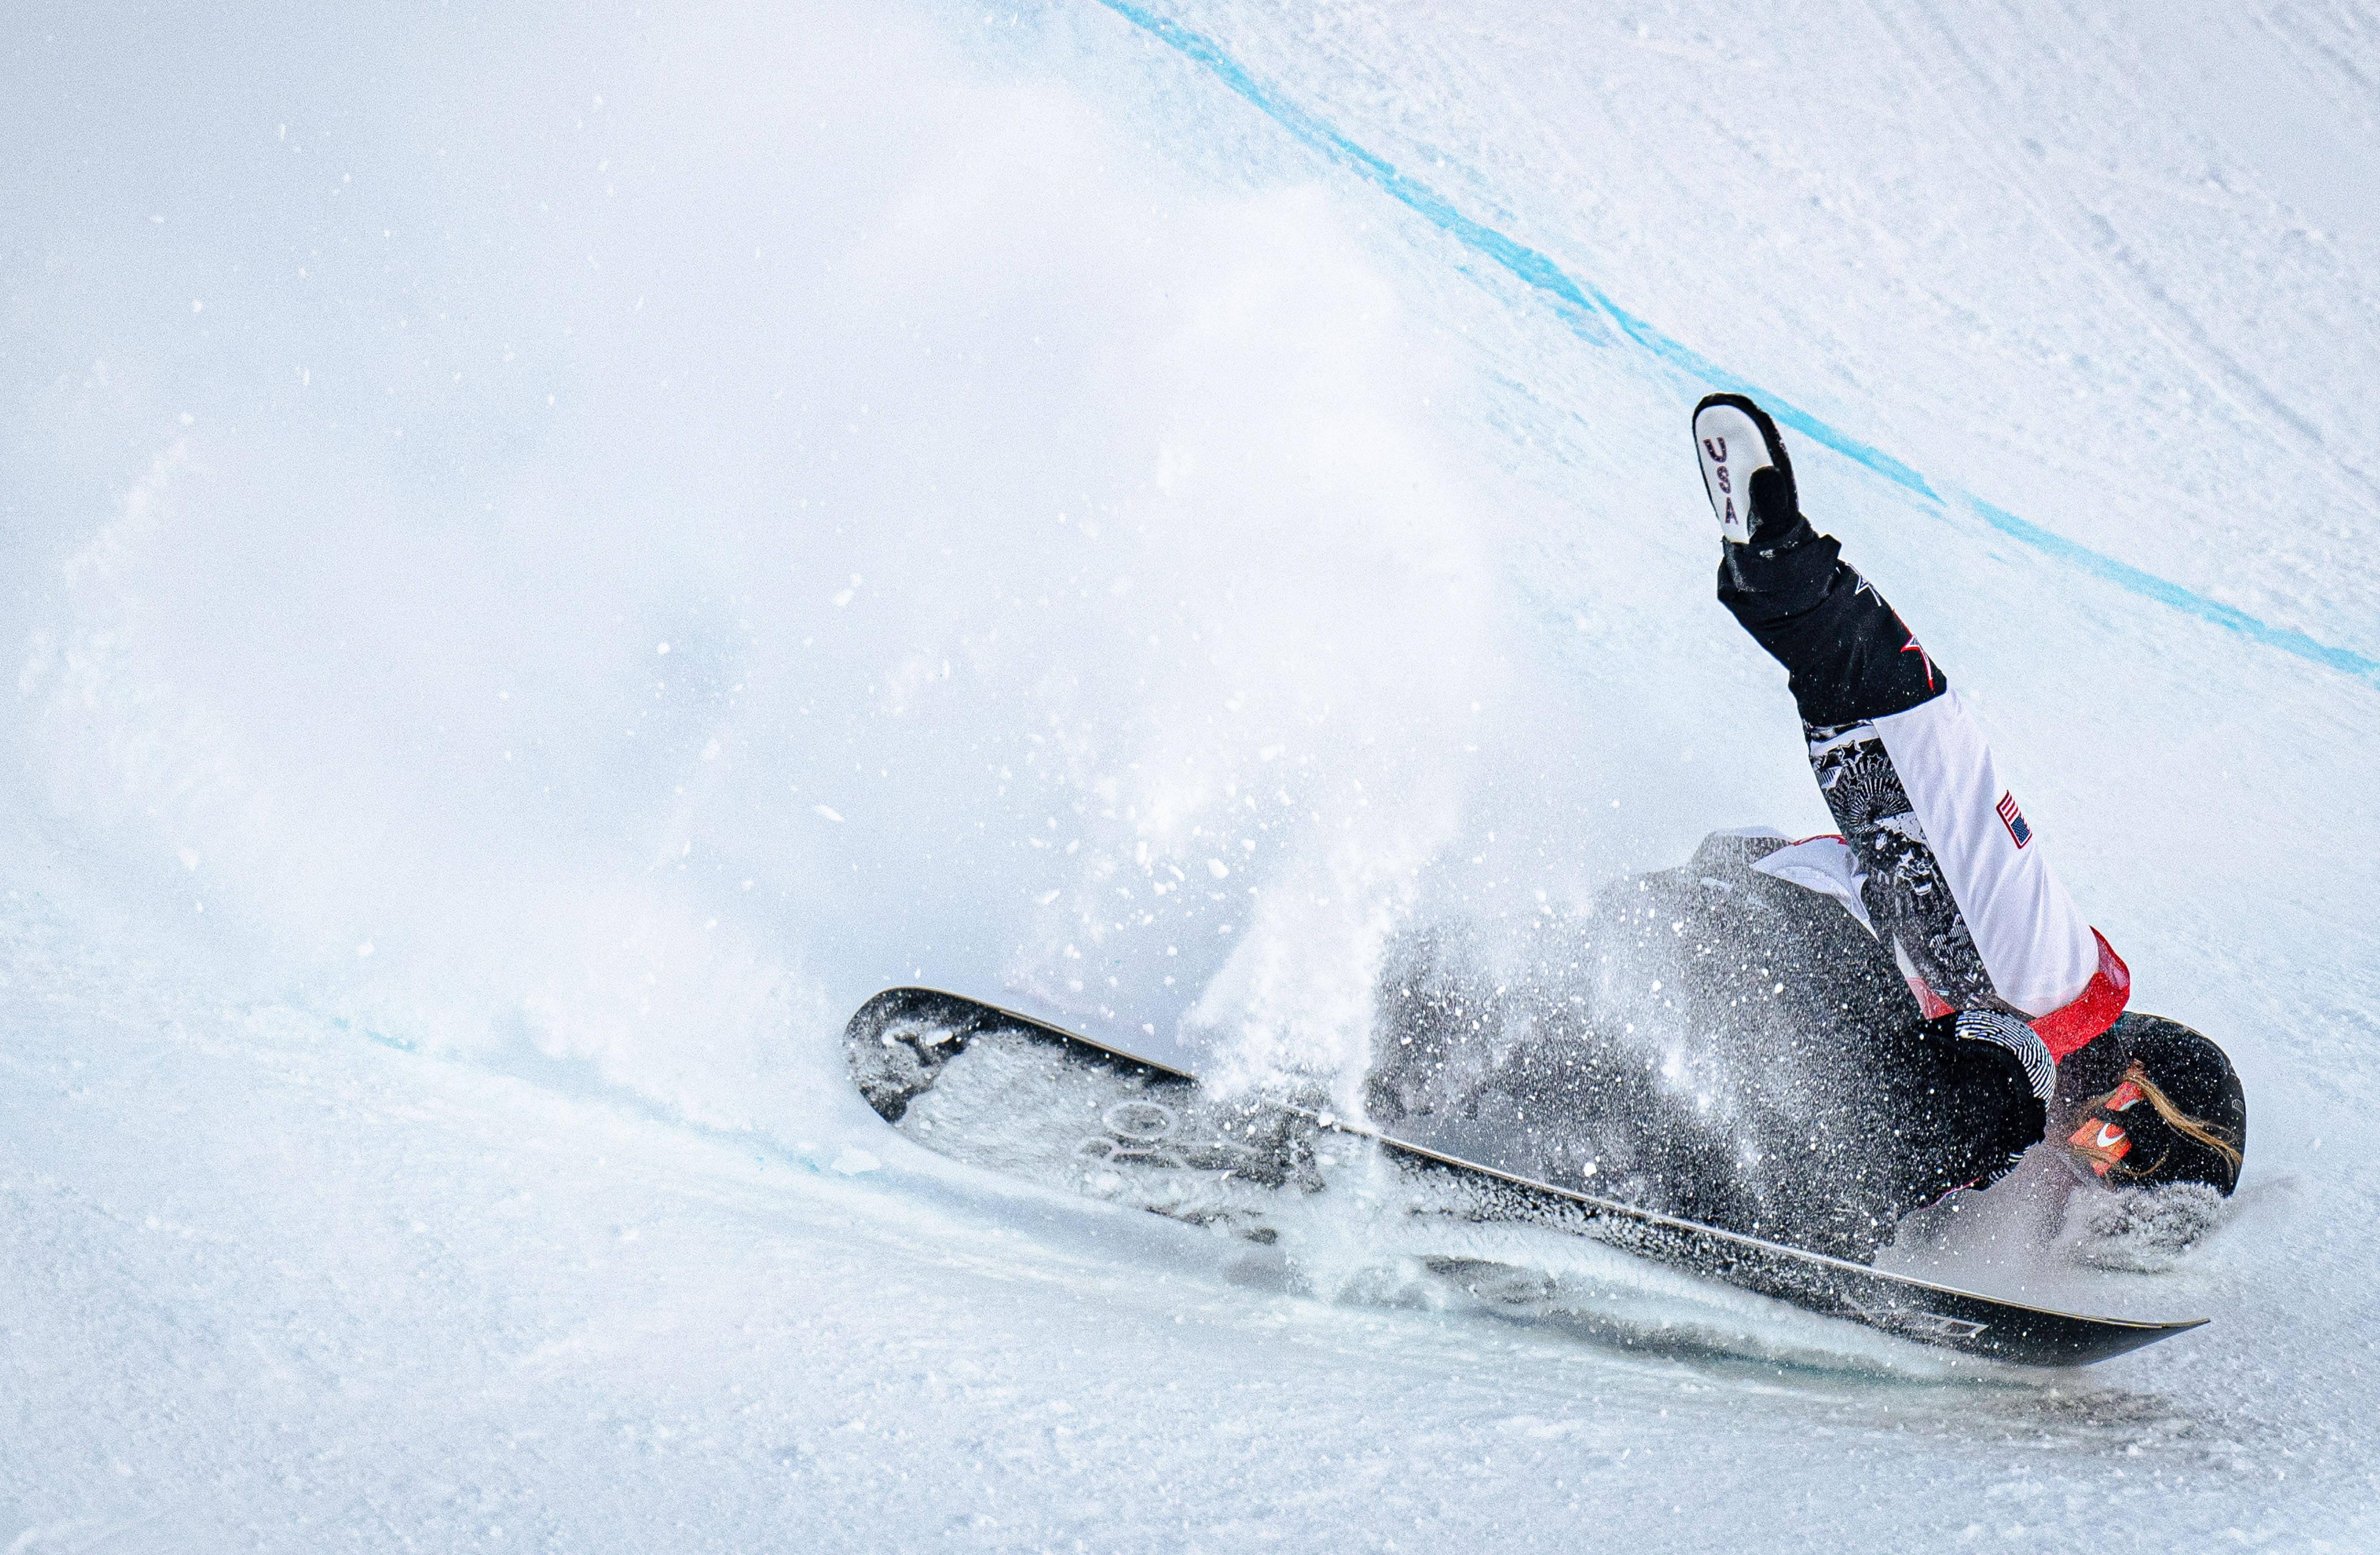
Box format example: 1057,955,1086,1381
845,987,2205,1368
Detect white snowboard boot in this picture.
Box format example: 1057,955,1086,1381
1693,392,1802,549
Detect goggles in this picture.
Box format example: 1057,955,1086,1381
2065,1079,2146,1179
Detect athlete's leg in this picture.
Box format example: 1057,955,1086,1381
1693,394,2113,1040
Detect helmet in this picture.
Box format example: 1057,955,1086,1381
2056,1013,2246,1195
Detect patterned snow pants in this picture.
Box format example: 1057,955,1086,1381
1717,533,2101,1023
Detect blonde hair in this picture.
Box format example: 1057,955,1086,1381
2069,1061,2242,1180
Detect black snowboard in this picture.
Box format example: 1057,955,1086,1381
844,986,2205,1368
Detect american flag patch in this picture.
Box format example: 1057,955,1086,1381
1996,791,2032,848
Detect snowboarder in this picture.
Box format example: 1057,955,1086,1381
1369,394,2246,1264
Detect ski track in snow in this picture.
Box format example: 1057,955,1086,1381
5,0,2378,1547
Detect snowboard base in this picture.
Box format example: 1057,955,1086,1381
845,987,2206,1367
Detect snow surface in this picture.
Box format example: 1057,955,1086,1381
5,0,2377,1547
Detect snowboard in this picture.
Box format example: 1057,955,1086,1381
844,986,2206,1367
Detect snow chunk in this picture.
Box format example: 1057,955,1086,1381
2064,1183,2227,1272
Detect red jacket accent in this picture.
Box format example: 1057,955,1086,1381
2030,930,2131,1061
1907,978,1954,1020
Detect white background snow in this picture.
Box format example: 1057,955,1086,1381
5,0,2376,1547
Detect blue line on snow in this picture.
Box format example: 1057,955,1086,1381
1094,0,2380,688
1966,499,2380,678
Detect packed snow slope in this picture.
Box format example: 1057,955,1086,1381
5,0,2377,1548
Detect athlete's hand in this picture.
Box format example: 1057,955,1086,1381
1955,1009,2058,1104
